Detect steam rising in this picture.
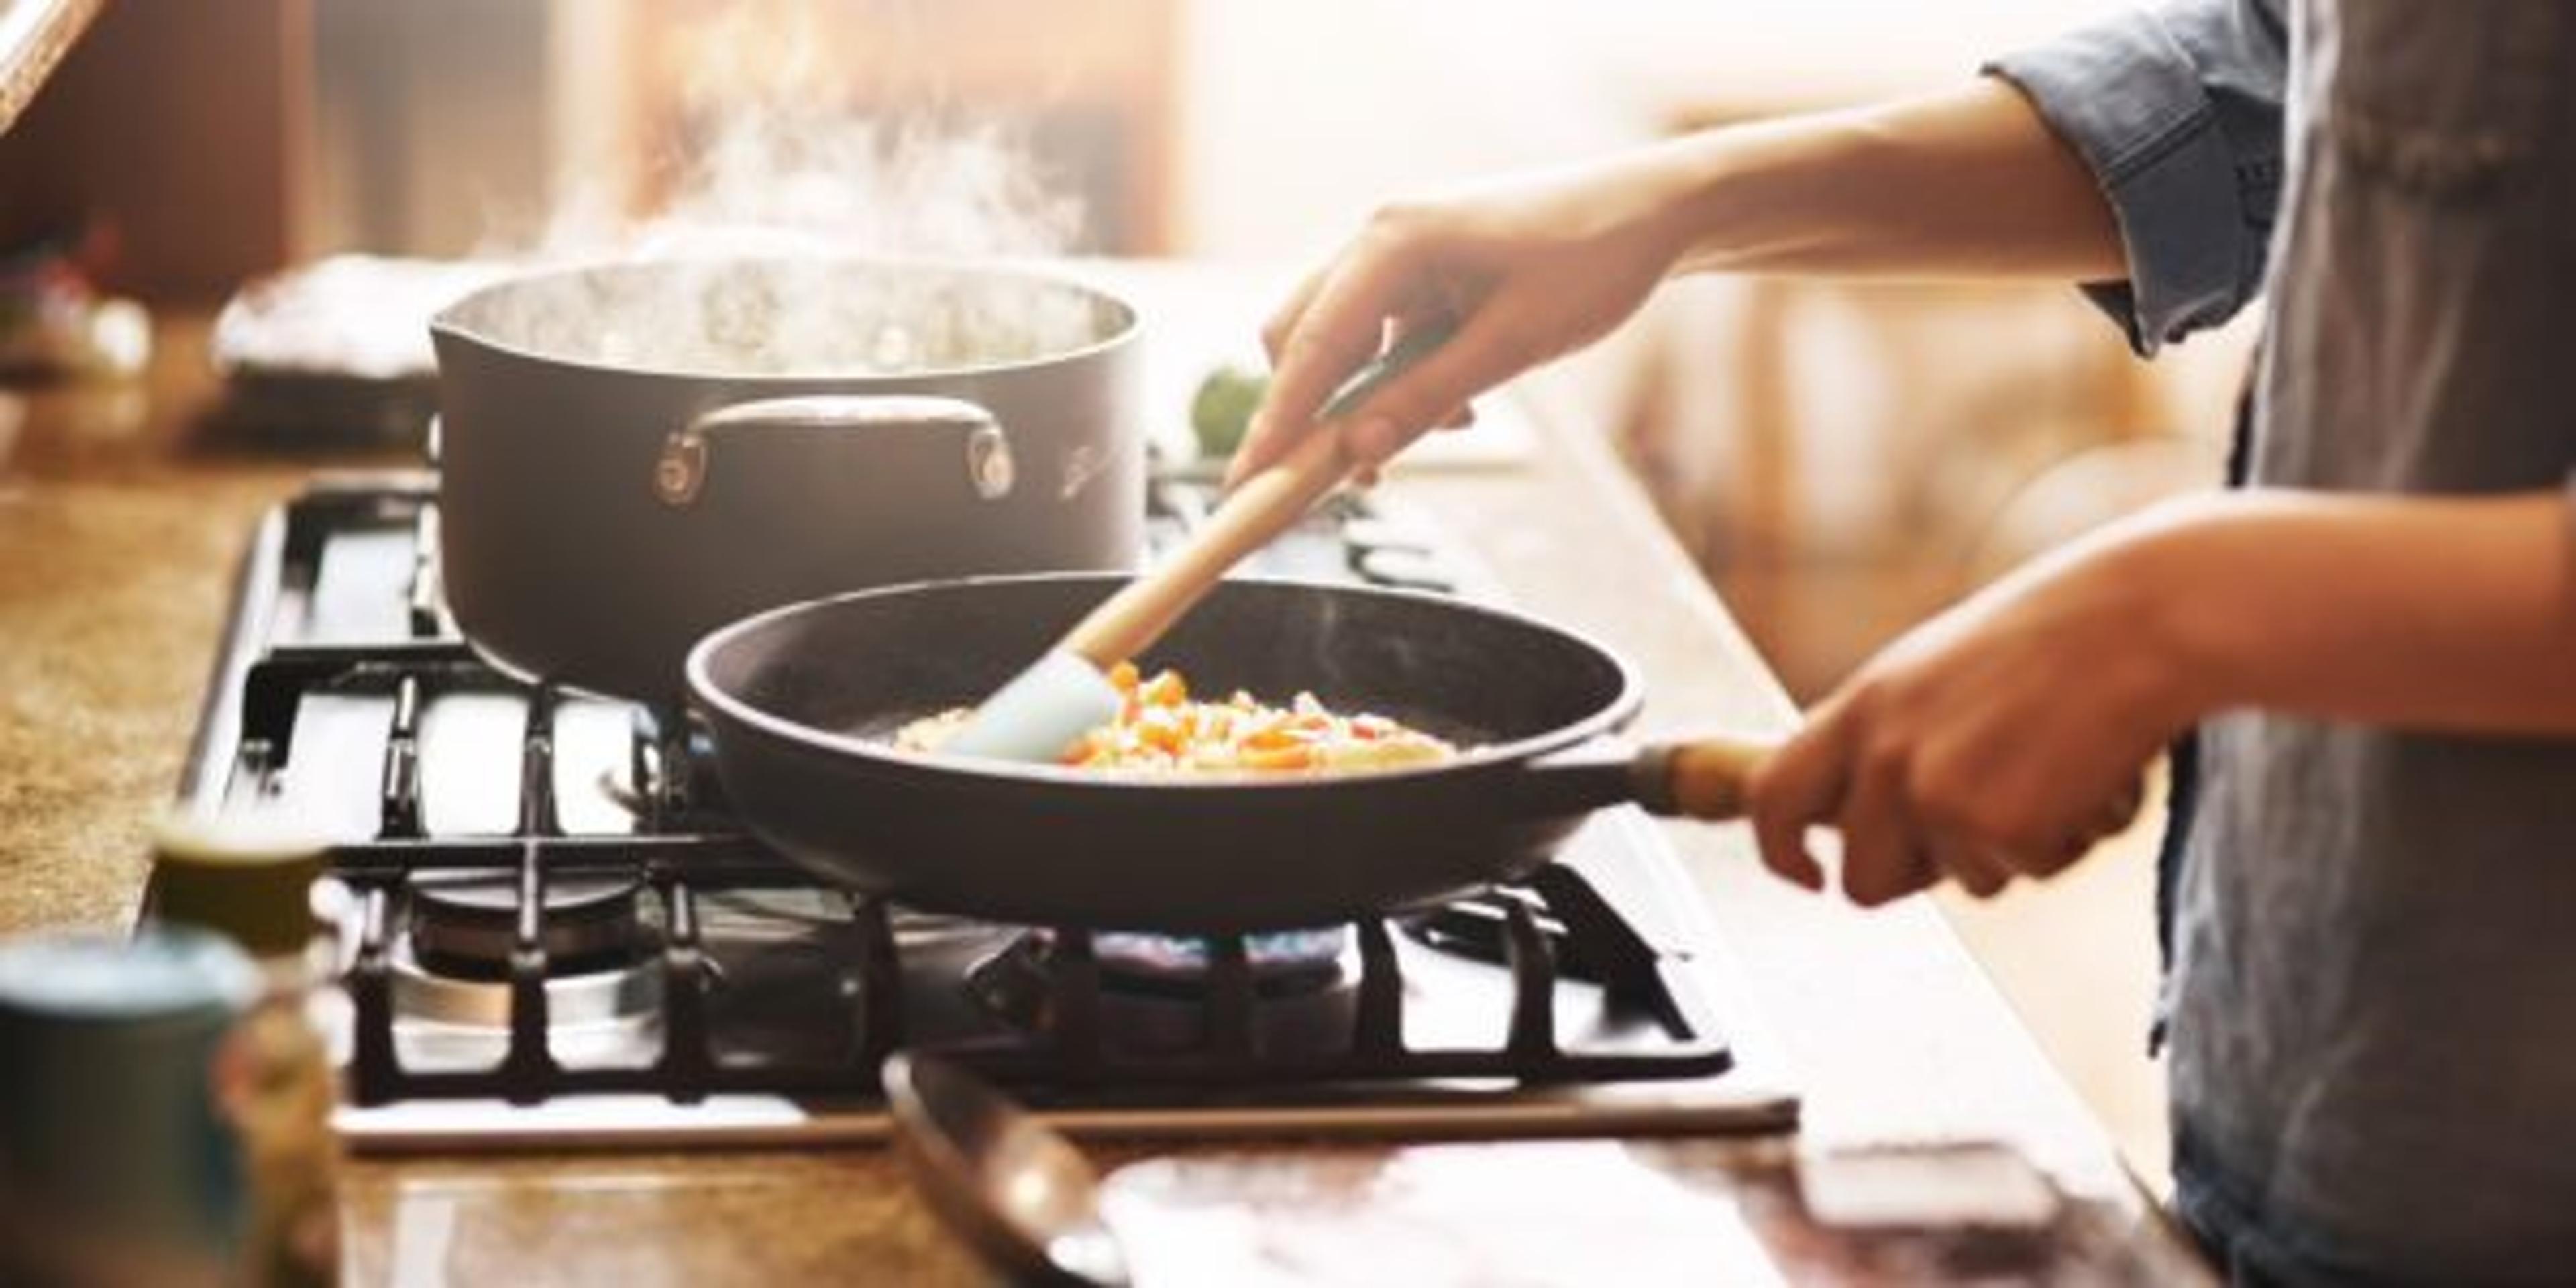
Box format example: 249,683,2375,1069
460,4,1100,376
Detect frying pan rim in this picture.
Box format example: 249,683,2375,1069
684,571,1646,792
429,253,1140,384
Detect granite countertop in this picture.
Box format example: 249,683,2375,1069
0,313,339,934
0,268,2208,1284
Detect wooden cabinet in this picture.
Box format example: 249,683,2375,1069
1615,274,2249,698
0,0,313,302
0,0,104,136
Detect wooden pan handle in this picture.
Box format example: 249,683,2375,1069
1064,426,1349,667
1633,735,1776,821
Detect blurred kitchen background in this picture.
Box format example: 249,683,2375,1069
0,0,2263,1189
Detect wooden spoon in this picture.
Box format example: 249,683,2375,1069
940,320,1455,762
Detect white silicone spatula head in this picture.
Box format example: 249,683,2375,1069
932,648,1126,763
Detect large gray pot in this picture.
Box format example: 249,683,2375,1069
430,258,1144,704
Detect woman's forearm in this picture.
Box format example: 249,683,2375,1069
1239,75,2131,478
2137,490,2576,736
1631,78,2125,281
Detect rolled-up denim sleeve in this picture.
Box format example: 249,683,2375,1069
1986,0,2288,355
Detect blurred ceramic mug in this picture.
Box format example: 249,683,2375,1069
0,926,260,1287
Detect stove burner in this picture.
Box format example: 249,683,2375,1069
965,926,1364,1055
388,938,664,1035
409,872,653,979
1091,928,1350,996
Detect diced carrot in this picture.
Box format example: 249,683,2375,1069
1242,717,1301,750
1136,708,1185,754
1141,669,1187,708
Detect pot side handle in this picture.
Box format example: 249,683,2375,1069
1628,735,1775,821
653,394,1015,508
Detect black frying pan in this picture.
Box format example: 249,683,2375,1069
686,574,1767,932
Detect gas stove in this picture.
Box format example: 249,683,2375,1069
167,469,1798,1152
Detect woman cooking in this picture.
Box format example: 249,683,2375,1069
1232,2,2576,1282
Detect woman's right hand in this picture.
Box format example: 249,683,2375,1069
1227,156,1695,486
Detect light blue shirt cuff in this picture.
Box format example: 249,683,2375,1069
1987,13,2269,356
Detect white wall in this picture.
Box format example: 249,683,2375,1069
1175,0,2139,256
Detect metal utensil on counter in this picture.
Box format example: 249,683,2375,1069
938,317,1458,762
883,1053,1132,1287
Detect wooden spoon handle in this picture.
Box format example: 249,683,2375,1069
1061,319,1457,671
1064,426,1349,667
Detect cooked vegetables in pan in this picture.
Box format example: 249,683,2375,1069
898,663,1458,773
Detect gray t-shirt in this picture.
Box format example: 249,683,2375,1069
1993,1,2576,1281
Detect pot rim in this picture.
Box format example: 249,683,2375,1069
429,252,1142,384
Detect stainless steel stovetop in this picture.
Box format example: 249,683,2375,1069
167,469,1797,1152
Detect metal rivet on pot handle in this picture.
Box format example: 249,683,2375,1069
967,423,1015,500
655,430,710,506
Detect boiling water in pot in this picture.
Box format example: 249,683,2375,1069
447,259,1116,377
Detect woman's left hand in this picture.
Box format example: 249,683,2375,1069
1746,508,2210,904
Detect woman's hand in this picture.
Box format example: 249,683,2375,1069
1228,156,1695,486
1747,508,2208,904
1749,484,2576,904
